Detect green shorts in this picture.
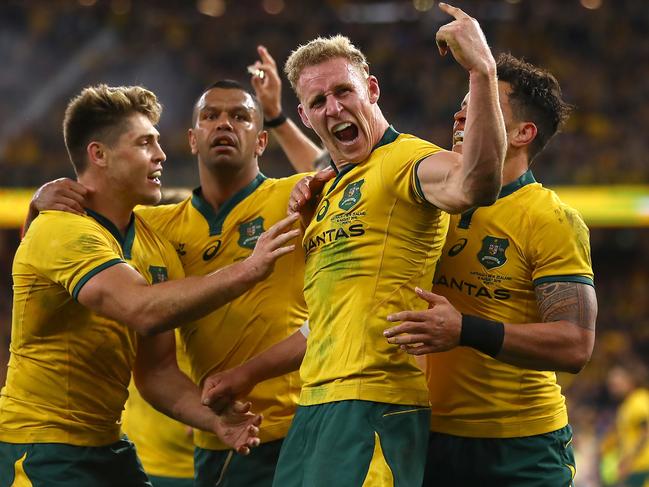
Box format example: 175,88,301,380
423,424,576,487
273,400,430,487
0,438,151,487
624,471,649,487
148,474,194,487
194,438,283,487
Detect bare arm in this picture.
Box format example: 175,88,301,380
416,4,506,213
385,282,597,374
249,45,324,172
498,282,597,373
78,214,300,336
202,329,307,413
134,331,261,455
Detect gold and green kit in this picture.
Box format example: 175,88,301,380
0,209,183,447
616,388,649,475
299,126,448,407
121,332,195,480
136,172,307,450
426,171,594,438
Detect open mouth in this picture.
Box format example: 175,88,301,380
453,130,464,146
148,170,162,184
211,136,236,149
332,122,359,143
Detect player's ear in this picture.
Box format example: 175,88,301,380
367,75,380,104
298,104,312,129
255,130,268,158
511,122,537,148
87,141,107,168
188,128,198,155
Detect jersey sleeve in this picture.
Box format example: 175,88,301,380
380,135,444,205
529,202,594,287
28,212,125,299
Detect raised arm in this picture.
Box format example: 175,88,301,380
249,45,324,172
134,330,261,455
416,3,506,213
78,213,301,336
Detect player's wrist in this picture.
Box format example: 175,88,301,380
264,111,287,128
459,314,504,357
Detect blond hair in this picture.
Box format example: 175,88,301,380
63,84,162,174
284,35,369,92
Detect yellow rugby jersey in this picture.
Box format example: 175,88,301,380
300,127,448,406
616,388,649,473
426,170,594,438
122,332,194,479
136,172,307,450
0,209,184,446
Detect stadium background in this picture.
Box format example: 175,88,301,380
0,0,647,485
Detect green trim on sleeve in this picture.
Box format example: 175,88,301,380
533,275,594,287
72,258,125,300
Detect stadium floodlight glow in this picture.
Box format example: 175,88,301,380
413,0,435,12
197,0,226,17
263,0,285,15
580,0,603,9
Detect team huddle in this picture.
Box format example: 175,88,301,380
0,4,596,487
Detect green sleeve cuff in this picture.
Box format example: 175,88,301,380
533,275,594,287
72,258,125,300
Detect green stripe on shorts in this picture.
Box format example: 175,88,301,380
273,400,430,487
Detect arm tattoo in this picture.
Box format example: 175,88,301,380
535,282,597,331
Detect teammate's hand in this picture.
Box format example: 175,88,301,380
212,400,262,456
31,177,89,216
249,45,283,120
287,167,336,225
383,287,462,355
245,213,301,282
201,365,255,415
435,3,496,75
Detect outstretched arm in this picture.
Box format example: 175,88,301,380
384,283,597,374
202,329,307,413
249,45,324,172
134,331,261,455
78,214,301,336
416,3,506,213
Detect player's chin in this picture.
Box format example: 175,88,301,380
139,188,162,206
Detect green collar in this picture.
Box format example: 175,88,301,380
327,125,399,194
498,169,536,199
85,208,136,259
191,172,267,236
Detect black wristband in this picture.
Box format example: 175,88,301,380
264,112,287,128
460,314,505,358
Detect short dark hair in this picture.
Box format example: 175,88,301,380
191,79,263,128
63,84,161,175
496,53,573,162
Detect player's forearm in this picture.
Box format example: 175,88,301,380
241,330,307,384
131,260,261,335
135,361,217,432
272,119,324,173
497,320,595,373
22,203,39,236
459,70,506,206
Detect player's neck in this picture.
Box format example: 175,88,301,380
501,153,530,186
198,161,260,210
80,177,134,235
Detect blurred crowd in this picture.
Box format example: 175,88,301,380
1,0,648,187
